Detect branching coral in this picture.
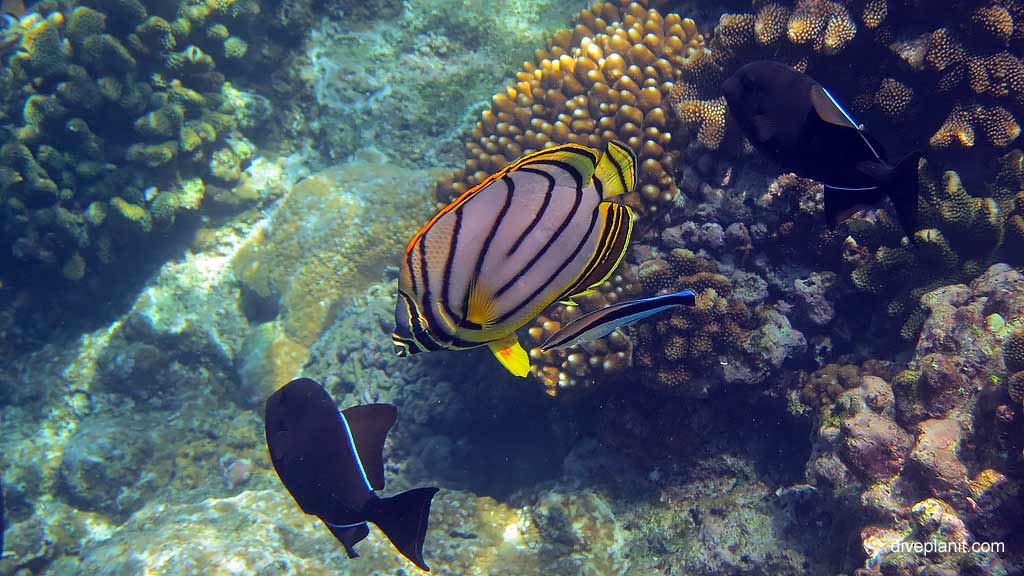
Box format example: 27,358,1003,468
435,0,706,217
631,248,760,397
523,268,641,397
0,0,278,289
669,0,1024,155
817,150,1022,340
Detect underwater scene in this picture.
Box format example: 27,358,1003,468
2,0,1024,574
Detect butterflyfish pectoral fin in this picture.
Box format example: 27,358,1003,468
466,280,500,329
594,140,637,198
488,335,530,377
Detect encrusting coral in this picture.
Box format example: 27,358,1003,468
0,0,279,289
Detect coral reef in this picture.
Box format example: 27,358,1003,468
305,0,593,166
630,248,801,396
817,150,1024,340
798,264,1024,573
668,0,1024,158
230,152,443,404
0,0,311,318
434,0,706,217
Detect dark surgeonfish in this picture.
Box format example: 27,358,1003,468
541,290,697,351
265,378,438,571
393,141,637,377
723,60,921,238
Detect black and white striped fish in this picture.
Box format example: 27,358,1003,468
540,290,697,351
393,141,637,377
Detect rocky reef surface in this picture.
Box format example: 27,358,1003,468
1,0,1024,575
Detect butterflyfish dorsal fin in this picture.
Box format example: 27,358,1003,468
593,140,637,198
488,334,530,377
513,143,601,187
341,403,397,491
810,85,859,130
563,202,634,301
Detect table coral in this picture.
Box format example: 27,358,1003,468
0,0,278,291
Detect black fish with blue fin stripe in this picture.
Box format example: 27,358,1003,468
541,290,697,351
723,60,921,239
264,378,438,571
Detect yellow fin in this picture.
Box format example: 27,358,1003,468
514,143,600,185
563,202,634,300
466,280,500,329
594,141,637,198
489,334,530,377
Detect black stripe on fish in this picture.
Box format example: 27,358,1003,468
605,146,627,192
505,167,555,257
495,163,587,299
441,200,464,328
561,203,623,299
528,159,586,191
456,175,515,331
496,194,601,324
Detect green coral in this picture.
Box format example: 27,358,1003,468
838,152,1022,340
223,36,247,59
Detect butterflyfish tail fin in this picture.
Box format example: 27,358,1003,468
488,334,530,377
369,486,439,571
594,141,637,198
562,202,634,301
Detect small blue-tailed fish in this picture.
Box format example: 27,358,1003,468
393,141,638,377
265,378,438,571
540,290,697,351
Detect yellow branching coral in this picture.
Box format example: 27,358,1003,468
436,0,706,216
787,0,856,55
524,268,641,397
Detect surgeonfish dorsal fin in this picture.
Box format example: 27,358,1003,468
514,143,601,188
809,85,859,130
466,280,500,329
341,404,397,491
563,202,634,301
593,140,637,198
488,334,530,377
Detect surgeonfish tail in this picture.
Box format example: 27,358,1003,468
884,152,923,243
368,487,439,572
594,141,637,198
